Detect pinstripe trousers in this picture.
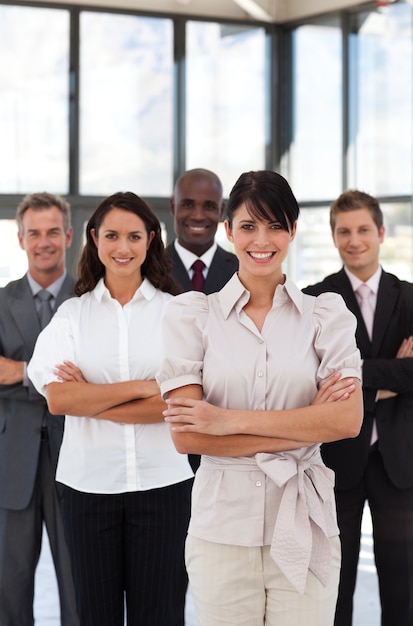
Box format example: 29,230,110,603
60,480,192,626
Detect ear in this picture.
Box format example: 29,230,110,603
219,201,226,220
290,221,297,241
378,225,385,243
90,228,98,247
65,227,73,249
169,199,175,216
147,231,155,249
17,231,25,251
224,220,233,243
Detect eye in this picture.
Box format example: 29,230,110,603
240,223,254,230
269,223,284,230
105,233,117,240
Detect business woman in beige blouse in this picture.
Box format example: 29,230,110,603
158,170,363,626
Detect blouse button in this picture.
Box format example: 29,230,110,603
256,480,262,487
257,371,264,377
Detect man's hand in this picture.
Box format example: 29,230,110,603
377,335,413,400
0,356,25,384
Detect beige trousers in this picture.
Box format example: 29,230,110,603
186,535,341,626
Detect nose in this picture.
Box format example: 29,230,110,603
192,204,206,220
254,226,270,246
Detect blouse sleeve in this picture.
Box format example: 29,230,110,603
157,291,208,399
312,292,361,385
27,302,77,397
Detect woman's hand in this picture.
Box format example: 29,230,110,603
163,398,233,435
312,372,355,405
54,361,87,383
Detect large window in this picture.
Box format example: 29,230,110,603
79,12,174,196
186,21,267,196
0,5,69,194
290,18,343,201
348,3,413,196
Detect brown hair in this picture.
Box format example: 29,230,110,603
330,190,383,232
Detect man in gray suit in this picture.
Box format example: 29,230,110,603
0,193,78,625
167,168,238,297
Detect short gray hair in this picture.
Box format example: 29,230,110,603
16,192,71,234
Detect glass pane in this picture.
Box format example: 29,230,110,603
290,202,413,288
0,220,28,287
348,4,413,195
0,6,69,193
80,12,173,196
291,18,342,201
186,22,266,197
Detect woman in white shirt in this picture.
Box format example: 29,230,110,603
157,171,363,626
28,192,193,626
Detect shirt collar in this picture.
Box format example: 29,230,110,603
93,276,157,303
174,239,217,272
27,270,67,300
344,265,382,295
218,273,305,320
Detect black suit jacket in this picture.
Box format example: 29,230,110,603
166,242,238,295
0,273,75,510
304,268,413,490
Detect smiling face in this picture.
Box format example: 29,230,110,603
170,171,224,256
18,206,73,286
332,207,384,281
91,208,154,288
225,203,296,286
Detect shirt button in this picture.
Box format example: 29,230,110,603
256,480,262,487
257,371,264,377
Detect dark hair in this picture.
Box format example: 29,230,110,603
226,170,299,231
16,192,71,234
75,192,179,296
330,190,383,232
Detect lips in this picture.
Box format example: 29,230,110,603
248,252,274,260
113,257,132,264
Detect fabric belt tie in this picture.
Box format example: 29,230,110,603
256,449,334,595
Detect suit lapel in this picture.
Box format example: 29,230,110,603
330,269,372,357
8,276,41,355
372,272,398,358
169,246,193,292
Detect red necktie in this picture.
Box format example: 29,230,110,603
191,259,205,291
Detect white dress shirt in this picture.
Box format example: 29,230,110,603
28,278,193,494
174,239,217,281
158,273,361,593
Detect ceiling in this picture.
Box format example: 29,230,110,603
21,0,367,22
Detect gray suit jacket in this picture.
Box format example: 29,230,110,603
0,273,75,510
166,243,238,295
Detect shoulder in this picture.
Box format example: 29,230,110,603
0,276,27,296
302,270,344,296
214,245,238,264
382,270,413,293
165,291,208,320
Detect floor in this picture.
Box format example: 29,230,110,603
34,505,380,625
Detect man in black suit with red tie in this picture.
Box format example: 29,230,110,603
303,190,413,626
167,168,238,304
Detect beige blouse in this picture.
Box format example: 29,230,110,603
158,273,361,594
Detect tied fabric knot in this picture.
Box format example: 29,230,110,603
191,259,205,291
256,449,335,595
37,289,53,329
356,283,374,340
